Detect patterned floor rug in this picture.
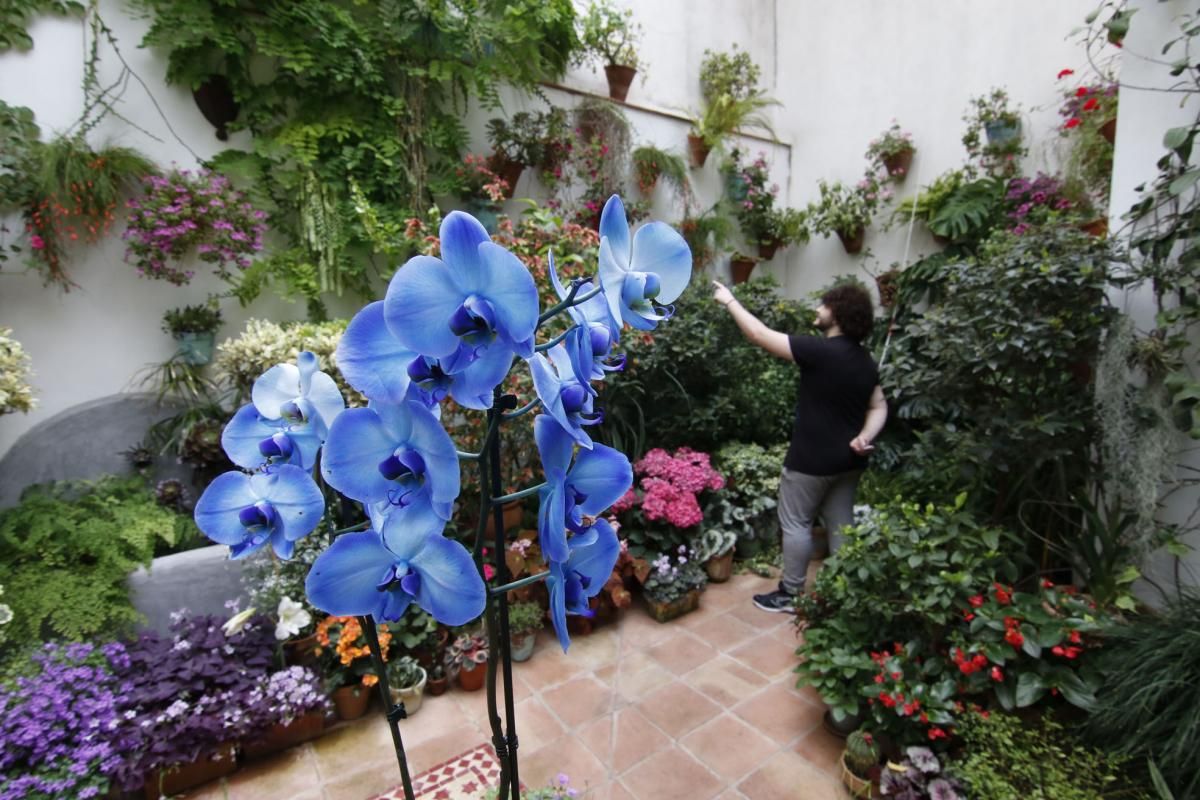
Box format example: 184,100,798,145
372,743,520,800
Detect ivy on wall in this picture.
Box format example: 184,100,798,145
0,0,83,52
130,0,579,317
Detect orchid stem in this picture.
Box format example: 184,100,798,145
457,450,481,461
492,483,545,504
534,324,577,352
489,571,549,596
502,398,541,420
537,282,603,326
330,520,370,535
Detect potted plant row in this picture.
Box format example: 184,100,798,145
315,615,390,720
242,665,332,759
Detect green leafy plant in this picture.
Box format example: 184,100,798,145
806,179,884,239
214,317,360,406
927,176,1007,247
386,655,425,690
0,0,83,52
161,303,222,337
691,46,777,149
0,102,40,268
0,327,37,415
631,145,690,200
1084,595,1200,799
676,206,736,270
709,440,785,550
486,110,568,168
699,44,762,104
0,477,183,659
961,88,1026,177
507,601,545,637
642,549,707,604
574,0,641,68
952,711,1150,800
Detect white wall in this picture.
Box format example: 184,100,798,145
0,0,1106,462
1106,0,1200,596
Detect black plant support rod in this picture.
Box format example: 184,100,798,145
361,615,416,800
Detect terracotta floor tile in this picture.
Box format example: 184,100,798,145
510,696,567,753
521,735,611,797
563,627,620,669
616,608,677,651
310,714,396,777
685,656,770,709
689,613,760,654
186,745,322,800
647,630,718,676
515,642,588,689
639,681,723,739
541,676,618,727
727,632,802,680
578,706,673,774
598,650,675,704
793,726,846,776
679,713,777,782
601,780,638,800
404,729,485,777
323,763,406,800
402,691,482,746
725,601,797,632
621,746,723,800
732,683,824,746
737,750,848,800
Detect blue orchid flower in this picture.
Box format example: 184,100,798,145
597,195,692,331
252,351,346,434
547,252,624,389
384,212,539,373
337,301,512,411
320,400,460,540
529,341,601,448
220,403,324,471
194,465,325,560
534,415,632,564
546,519,620,652
305,518,485,625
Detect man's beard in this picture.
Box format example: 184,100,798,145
815,315,832,331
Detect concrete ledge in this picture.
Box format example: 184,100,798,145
127,544,250,635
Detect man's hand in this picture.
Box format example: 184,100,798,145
850,435,875,455
712,280,734,308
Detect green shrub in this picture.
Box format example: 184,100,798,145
1084,595,1200,799
710,440,785,548
0,477,181,659
601,277,811,456
950,711,1150,800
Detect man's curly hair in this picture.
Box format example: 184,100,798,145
821,284,875,343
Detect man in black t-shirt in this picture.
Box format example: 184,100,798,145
712,280,888,612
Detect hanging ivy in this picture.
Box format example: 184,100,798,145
129,0,579,317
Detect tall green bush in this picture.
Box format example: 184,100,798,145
601,277,812,456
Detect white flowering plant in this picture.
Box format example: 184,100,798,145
0,327,36,415
642,545,707,604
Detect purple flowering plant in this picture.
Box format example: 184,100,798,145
106,610,275,788
123,168,267,285
1003,172,1083,235
246,665,330,729
0,641,135,800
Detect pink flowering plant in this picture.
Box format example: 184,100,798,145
612,447,725,557
455,154,509,204
123,169,267,285
642,544,707,604
864,121,915,170
1003,173,1083,235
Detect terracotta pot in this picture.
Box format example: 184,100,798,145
757,239,781,261
427,675,449,697
645,588,702,623
143,743,236,800
458,660,486,692
492,157,524,199
1099,117,1117,145
882,148,913,179
840,752,876,798
243,711,325,759
705,551,734,583
687,134,711,168
567,614,594,636
331,684,371,720
730,256,757,285
283,633,319,667
874,270,900,310
604,64,637,102
510,631,537,662
837,227,865,255
1080,218,1108,238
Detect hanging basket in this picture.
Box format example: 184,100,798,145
757,239,782,261
882,148,913,180
604,64,637,103
730,256,757,285
837,227,866,255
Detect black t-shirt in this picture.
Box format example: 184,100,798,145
784,334,880,476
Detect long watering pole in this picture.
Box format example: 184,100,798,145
877,160,923,370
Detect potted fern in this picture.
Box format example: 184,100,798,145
631,145,690,200
688,46,777,167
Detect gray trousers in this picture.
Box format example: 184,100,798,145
778,468,862,595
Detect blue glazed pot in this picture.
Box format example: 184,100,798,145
984,120,1021,146
174,331,215,365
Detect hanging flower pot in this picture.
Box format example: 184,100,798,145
874,268,901,310
174,331,216,366
1099,118,1116,145
191,76,239,141
837,227,866,255
687,134,711,168
730,255,757,285
757,239,782,261
331,684,371,720
491,157,524,199
984,120,1021,146
882,148,914,180
604,64,637,102
1080,218,1108,238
